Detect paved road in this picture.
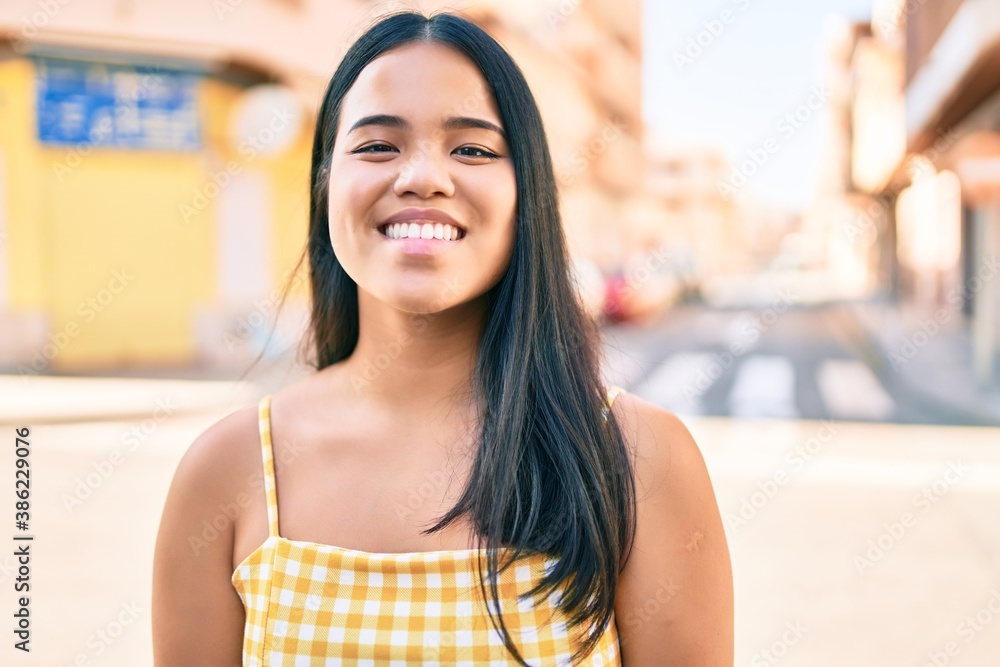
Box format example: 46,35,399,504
602,301,996,426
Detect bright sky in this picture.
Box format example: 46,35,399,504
643,0,873,212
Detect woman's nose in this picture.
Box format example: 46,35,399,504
392,140,456,198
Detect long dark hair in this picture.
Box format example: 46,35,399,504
258,10,637,664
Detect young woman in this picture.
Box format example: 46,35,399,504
152,11,732,666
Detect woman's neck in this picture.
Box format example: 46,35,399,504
340,289,486,417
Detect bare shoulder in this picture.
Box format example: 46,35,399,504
172,401,263,506
608,389,734,666
608,391,724,552
608,389,712,500
152,400,264,666
155,398,266,568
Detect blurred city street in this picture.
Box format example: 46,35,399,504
603,299,1000,427
0,0,999,665
3,369,998,666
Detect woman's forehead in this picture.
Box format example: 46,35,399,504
339,42,503,131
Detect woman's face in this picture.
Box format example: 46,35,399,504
327,41,517,314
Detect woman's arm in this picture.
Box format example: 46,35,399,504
612,392,734,666
152,413,252,667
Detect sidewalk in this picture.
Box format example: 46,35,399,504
0,373,263,425
0,347,315,425
843,295,1000,427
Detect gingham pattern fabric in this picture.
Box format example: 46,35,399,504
231,386,626,666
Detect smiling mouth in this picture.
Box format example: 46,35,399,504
378,221,466,241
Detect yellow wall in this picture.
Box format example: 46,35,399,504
0,57,311,371
199,77,312,304
0,59,47,309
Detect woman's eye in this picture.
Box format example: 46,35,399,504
455,146,500,159
353,144,499,159
354,143,396,154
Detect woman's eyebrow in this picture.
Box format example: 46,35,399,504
347,114,507,142
347,114,407,134
443,116,507,142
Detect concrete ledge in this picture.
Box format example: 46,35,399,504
0,374,262,425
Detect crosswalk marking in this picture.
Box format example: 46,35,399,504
633,352,717,415
816,358,895,421
727,354,800,419
632,351,900,422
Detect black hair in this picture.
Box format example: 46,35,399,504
255,10,637,664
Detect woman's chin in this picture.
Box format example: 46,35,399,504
379,291,461,315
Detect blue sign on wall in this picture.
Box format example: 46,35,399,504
35,57,201,150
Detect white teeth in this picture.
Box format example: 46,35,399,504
383,222,463,240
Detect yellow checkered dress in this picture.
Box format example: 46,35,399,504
231,385,626,665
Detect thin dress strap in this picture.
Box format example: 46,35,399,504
257,395,280,538
602,385,624,423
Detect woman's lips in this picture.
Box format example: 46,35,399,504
379,221,466,240
377,225,465,257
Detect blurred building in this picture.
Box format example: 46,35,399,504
795,16,893,301
640,142,785,310
0,0,655,373
642,145,735,273
835,0,1000,388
